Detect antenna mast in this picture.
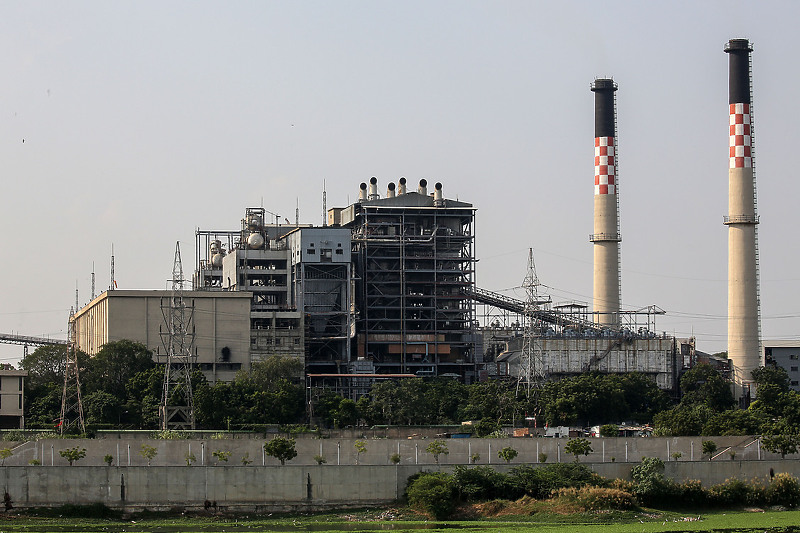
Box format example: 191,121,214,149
160,242,197,430
59,307,86,435
322,179,327,226
110,244,115,291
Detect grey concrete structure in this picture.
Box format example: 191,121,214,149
0,369,26,428
283,227,353,374
73,290,252,382
724,39,762,402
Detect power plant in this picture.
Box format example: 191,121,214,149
43,37,765,408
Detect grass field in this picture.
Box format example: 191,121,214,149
0,508,799,533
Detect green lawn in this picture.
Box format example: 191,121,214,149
0,509,799,533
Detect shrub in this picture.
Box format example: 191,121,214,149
212,450,231,464
554,486,637,511
564,438,593,462
389,453,401,465
470,452,481,464
314,454,327,465
28,459,41,466
103,454,113,466
241,453,253,465
677,479,709,507
406,472,456,519
354,440,367,464
0,448,12,466
538,452,548,463
509,463,604,499
185,451,196,466
150,430,190,440
709,478,752,506
498,446,518,464
599,424,619,437
702,440,717,460
451,465,518,502
767,473,800,508
630,457,674,505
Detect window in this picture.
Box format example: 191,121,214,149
18,395,21,410
294,338,300,345
792,367,798,372
335,249,344,255
18,377,22,390
791,354,799,360
307,248,316,254
793,381,799,387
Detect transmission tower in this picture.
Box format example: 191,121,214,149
160,242,197,430
517,248,548,397
59,308,86,435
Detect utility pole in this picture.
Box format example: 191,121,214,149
59,308,85,435
159,242,197,430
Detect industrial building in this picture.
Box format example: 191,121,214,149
72,290,251,382
764,342,800,391
0,368,27,429
330,177,479,382
60,38,766,406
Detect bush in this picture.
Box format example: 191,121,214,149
406,472,456,519
709,478,753,506
509,463,604,499
554,486,637,511
630,457,674,505
767,473,800,508
599,424,619,437
451,465,518,502
677,479,709,507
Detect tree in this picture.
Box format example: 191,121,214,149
426,440,449,465
59,446,86,466
354,440,367,464
140,444,158,466
264,436,297,465
498,446,518,464
0,448,11,466
701,439,717,460
762,430,800,459
564,438,593,462
103,454,114,466
83,340,154,396
599,424,619,437
679,364,735,412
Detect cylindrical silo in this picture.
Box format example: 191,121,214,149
724,38,761,401
590,78,621,327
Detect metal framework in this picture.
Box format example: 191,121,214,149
59,309,85,435
348,200,477,379
518,249,547,395
160,242,197,430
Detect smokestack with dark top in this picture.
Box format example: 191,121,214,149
418,178,427,196
398,177,407,195
368,177,379,200
434,182,444,206
724,38,761,402
358,182,367,202
387,182,396,198
590,78,621,327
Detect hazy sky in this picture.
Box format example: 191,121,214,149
1,1,798,365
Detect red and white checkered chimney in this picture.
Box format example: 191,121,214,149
590,78,621,327
724,39,761,402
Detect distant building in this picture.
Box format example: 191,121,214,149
73,290,251,382
765,342,800,391
0,369,26,429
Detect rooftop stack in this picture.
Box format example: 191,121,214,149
724,38,762,401
590,78,621,327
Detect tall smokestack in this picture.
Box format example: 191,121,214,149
387,182,396,198
398,177,407,195
724,38,761,402
590,78,621,327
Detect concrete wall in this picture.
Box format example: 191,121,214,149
2,460,799,512
3,435,776,468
